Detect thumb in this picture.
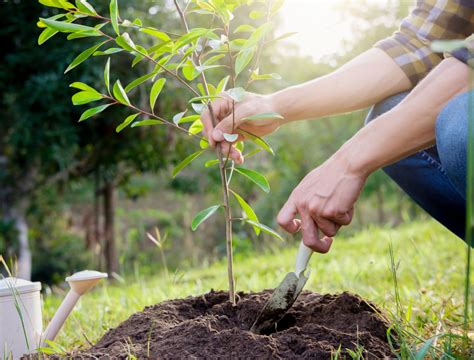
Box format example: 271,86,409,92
212,107,246,142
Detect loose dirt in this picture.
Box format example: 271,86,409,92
73,290,394,359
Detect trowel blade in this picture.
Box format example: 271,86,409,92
250,271,309,335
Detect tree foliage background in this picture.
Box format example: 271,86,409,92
0,0,425,285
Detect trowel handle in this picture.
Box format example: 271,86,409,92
295,241,313,277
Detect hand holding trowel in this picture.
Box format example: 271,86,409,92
251,240,313,334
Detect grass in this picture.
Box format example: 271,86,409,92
42,220,471,357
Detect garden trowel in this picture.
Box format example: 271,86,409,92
251,241,313,334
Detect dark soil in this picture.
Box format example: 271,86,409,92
75,290,394,359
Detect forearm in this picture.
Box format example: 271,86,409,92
269,48,412,123
337,57,470,177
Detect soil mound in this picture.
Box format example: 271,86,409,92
78,290,394,359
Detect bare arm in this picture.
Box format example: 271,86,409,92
277,57,470,252
271,48,412,123
340,57,470,176
202,48,412,161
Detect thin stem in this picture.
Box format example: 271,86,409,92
174,0,235,304
102,96,207,142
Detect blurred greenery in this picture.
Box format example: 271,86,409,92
0,0,437,285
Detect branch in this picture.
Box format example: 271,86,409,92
173,0,235,305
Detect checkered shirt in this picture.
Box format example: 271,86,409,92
376,0,474,85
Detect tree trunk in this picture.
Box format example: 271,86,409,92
94,170,103,270
13,205,31,280
104,181,118,276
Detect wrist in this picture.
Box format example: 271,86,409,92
332,137,374,179
266,91,292,126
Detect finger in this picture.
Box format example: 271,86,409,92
218,142,243,164
315,217,340,237
213,106,247,143
326,208,354,226
201,108,215,148
277,199,299,233
301,211,332,253
202,98,231,148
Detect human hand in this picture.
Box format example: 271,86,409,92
277,155,367,253
201,92,283,163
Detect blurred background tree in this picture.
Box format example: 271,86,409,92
0,0,427,285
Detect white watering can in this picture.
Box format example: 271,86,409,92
0,270,107,359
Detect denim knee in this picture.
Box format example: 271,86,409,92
435,91,470,198
364,91,410,126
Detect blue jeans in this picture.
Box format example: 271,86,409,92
365,90,472,241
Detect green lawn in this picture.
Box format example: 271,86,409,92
43,220,470,357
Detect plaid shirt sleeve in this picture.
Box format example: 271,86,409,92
375,0,474,85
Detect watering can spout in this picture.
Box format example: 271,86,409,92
42,270,107,345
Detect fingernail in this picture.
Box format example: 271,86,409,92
213,129,224,141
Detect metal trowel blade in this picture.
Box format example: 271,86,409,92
250,271,309,335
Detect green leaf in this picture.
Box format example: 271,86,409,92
93,48,123,56
67,29,101,40
216,76,229,94
230,190,260,235
182,60,199,81
72,91,103,105
131,119,163,127
113,80,131,105
150,78,166,111
40,18,94,33
244,23,273,49
192,103,205,114
234,167,270,193
174,28,210,50
270,32,298,43
191,205,221,231
189,119,203,135
38,27,58,45
65,41,106,73
239,129,274,155
249,10,265,20
75,0,97,15
116,113,139,133
177,115,200,124
125,72,158,93
173,150,204,178
242,112,284,121
414,338,436,360
235,46,256,76
226,87,246,102
110,0,120,35
223,133,238,142
203,54,225,66
205,159,219,167
39,0,74,9
116,33,136,52
245,220,284,241
104,58,111,93
188,95,222,103
234,24,255,34
173,111,186,125
70,82,100,94
79,104,112,122
140,28,171,42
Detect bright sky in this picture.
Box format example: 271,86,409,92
279,0,350,61
279,0,393,62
